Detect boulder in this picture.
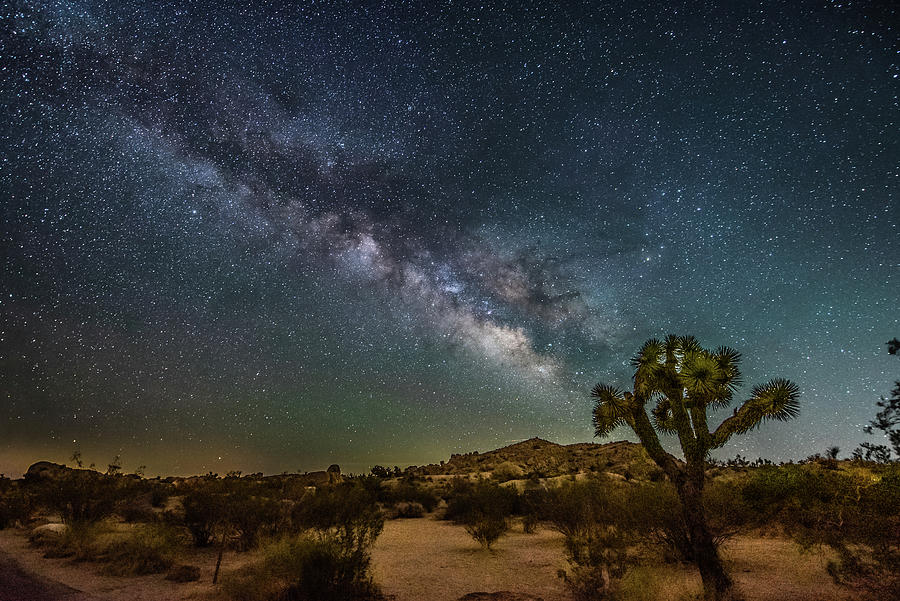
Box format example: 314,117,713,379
24,461,69,481
30,522,68,545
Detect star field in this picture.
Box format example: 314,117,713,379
1,1,897,476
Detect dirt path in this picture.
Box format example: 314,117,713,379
0,548,94,601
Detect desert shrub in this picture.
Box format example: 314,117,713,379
225,484,281,551
180,486,225,547
623,484,690,561
624,479,750,562
534,477,622,537
117,499,157,523
31,470,121,524
293,482,378,527
520,487,547,533
0,482,31,529
222,534,385,601
445,479,519,549
381,482,439,512
741,464,846,530
101,523,181,575
353,475,385,499
36,520,108,560
559,526,632,601
178,479,281,551
464,513,509,549
292,482,384,563
390,501,425,519
491,461,524,482
530,478,636,599
150,486,171,508
369,466,389,479
444,478,519,524
743,463,900,599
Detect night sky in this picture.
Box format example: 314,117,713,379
1,1,897,477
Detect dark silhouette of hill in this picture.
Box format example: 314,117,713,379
412,437,658,479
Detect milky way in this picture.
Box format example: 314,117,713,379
1,1,897,476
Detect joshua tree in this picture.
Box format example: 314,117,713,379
591,335,799,600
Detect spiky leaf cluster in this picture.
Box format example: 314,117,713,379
592,335,800,460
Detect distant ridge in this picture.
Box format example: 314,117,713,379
413,437,656,478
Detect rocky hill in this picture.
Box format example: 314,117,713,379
413,438,661,479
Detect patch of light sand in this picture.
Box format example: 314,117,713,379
724,537,862,601
371,519,570,601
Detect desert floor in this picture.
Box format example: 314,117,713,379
0,518,860,601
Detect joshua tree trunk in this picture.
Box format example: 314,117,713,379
592,336,798,601
675,470,733,600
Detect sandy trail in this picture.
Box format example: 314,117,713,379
0,548,94,601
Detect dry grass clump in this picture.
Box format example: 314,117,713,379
29,519,183,577
616,566,702,601
32,520,111,560
100,523,182,576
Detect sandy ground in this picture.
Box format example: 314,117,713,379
0,520,862,601
0,528,216,601
371,519,570,601
0,548,93,601
726,537,860,601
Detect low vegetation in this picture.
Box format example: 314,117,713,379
742,462,900,599
222,481,386,601
2,432,898,601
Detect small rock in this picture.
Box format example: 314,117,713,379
29,523,68,544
